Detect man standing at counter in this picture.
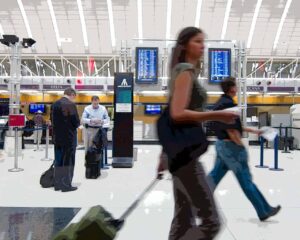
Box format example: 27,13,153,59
81,96,110,152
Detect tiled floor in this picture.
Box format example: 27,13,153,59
0,144,298,239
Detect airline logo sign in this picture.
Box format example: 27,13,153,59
119,78,131,88
121,79,128,86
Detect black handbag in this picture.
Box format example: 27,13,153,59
157,107,209,161
40,164,54,188
93,128,108,150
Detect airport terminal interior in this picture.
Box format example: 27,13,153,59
1,0,300,239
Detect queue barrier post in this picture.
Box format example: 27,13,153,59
255,136,269,168
282,127,291,153
34,126,44,152
41,125,53,161
101,128,110,169
8,127,24,172
270,135,284,171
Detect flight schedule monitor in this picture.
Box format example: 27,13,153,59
29,104,46,114
208,48,231,83
136,47,158,84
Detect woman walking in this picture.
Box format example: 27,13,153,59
157,27,238,240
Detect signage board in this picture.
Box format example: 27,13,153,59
43,85,71,90
9,114,25,127
112,72,134,168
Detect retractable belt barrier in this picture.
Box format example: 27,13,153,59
41,125,53,161
8,127,24,173
273,126,300,153
7,125,52,173
257,135,284,172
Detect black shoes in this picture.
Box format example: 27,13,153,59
54,186,78,192
259,205,281,221
61,186,78,192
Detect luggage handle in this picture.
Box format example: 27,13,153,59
119,173,163,221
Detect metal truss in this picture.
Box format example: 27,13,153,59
1,54,300,81
247,57,300,79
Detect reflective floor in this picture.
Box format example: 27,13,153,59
0,207,80,240
0,144,299,240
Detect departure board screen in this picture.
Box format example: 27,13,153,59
136,47,158,84
144,105,162,115
208,48,231,84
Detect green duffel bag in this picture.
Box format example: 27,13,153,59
52,205,122,240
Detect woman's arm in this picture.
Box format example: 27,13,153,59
243,127,262,135
170,71,237,123
227,129,243,146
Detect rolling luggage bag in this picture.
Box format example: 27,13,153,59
52,174,163,240
85,147,102,179
85,163,100,179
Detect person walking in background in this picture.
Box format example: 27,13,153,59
208,77,281,221
51,88,80,192
33,110,44,144
156,27,238,240
81,96,110,152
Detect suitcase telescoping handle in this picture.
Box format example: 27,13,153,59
119,173,163,221
109,173,164,230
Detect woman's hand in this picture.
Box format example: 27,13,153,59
214,111,239,124
157,152,167,174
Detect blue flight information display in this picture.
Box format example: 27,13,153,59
136,47,158,84
29,104,46,114
144,105,162,115
208,48,231,83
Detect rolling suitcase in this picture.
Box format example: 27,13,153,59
85,163,100,179
52,174,163,240
85,147,102,179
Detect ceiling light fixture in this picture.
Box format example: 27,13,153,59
267,92,291,95
137,0,143,44
247,0,262,49
194,0,203,28
107,0,116,47
47,0,61,48
273,0,293,50
17,0,33,38
221,0,233,40
0,23,4,38
77,0,89,48
207,91,223,95
166,0,173,45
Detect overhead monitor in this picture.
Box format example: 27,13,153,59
208,48,231,84
135,47,158,84
29,104,46,114
144,105,162,115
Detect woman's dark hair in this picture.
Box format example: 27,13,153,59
221,77,236,94
171,27,203,68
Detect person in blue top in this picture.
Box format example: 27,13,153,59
156,27,238,240
208,77,281,221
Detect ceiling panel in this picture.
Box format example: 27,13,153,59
170,0,197,38
0,0,299,57
201,0,227,39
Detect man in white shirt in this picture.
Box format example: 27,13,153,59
81,96,110,152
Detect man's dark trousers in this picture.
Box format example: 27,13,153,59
54,141,76,189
